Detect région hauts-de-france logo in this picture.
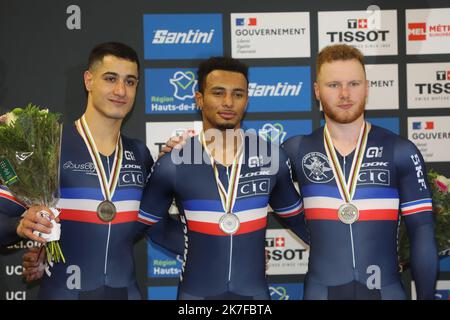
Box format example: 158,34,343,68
258,123,287,143
169,71,197,100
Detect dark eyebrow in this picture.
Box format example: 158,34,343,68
210,86,246,92
102,72,139,81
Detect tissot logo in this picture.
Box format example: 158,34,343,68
327,29,389,42
329,17,389,42
414,70,450,95
415,82,450,95
347,18,368,29
318,10,397,56
275,237,285,247
408,23,427,41
436,71,450,81
266,237,285,247
407,63,450,108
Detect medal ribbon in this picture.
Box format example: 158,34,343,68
75,115,123,201
199,131,244,214
323,121,370,204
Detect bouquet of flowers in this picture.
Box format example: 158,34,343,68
0,103,65,263
398,170,450,269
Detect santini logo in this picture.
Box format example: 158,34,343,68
152,29,215,44
248,82,302,97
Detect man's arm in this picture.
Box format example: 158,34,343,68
269,148,309,245
146,214,184,256
138,153,185,255
396,138,438,299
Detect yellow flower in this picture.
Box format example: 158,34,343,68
4,112,17,125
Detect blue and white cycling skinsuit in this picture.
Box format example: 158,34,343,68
0,122,181,299
282,124,438,300
139,134,309,300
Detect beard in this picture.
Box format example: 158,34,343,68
321,99,365,124
216,122,238,130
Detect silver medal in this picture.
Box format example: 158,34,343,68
219,213,240,235
338,203,359,224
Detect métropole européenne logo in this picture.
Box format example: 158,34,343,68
408,22,450,41
145,68,198,114
246,67,311,112
143,13,223,60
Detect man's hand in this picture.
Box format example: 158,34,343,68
22,246,46,282
16,205,59,243
157,130,196,159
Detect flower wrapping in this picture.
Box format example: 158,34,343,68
0,103,65,263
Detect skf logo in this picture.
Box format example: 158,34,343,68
236,18,257,26
347,19,368,29
124,150,135,161
408,23,426,41
436,71,450,81
366,146,383,158
410,154,427,190
412,121,434,130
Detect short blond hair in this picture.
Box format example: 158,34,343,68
316,44,366,78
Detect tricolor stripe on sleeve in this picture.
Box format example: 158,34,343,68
138,209,162,226
272,199,304,218
400,198,433,216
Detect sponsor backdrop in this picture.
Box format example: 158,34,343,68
0,0,449,300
